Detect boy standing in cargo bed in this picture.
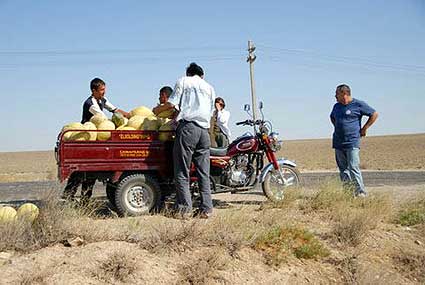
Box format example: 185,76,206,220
62,78,129,201
81,78,129,123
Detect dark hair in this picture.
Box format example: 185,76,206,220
90,78,106,91
336,84,351,95
186,62,204,77
215,97,225,108
159,86,173,98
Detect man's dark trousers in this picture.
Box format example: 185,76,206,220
173,120,212,214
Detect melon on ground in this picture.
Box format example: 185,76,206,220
0,206,17,223
17,203,39,223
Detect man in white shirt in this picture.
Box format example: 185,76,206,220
168,62,216,218
210,97,231,147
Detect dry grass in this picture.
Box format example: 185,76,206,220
0,199,72,252
298,179,393,247
395,193,425,226
332,193,393,246
392,251,425,283
299,179,354,213
259,186,301,211
130,207,283,257
19,267,52,285
332,209,372,246
93,252,136,283
137,220,203,253
254,225,330,266
1,182,424,283
327,253,362,284
177,248,228,285
0,193,116,252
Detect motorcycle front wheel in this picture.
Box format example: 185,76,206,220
262,165,301,202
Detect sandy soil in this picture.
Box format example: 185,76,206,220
1,184,424,284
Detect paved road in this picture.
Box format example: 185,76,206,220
0,171,424,205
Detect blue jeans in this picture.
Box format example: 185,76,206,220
335,147,366,195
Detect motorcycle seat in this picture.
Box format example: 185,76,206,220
210,147,227,157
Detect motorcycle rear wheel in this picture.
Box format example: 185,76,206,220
262,165,301,202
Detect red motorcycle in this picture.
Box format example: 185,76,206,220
192,102,301,202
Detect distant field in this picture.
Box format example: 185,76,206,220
280,133,425,171
0,133,424,182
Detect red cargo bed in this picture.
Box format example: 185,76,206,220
55,130,174,183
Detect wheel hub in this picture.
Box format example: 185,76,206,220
127,186,150,208
268,168,298,200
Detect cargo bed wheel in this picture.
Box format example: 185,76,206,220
115,174,161,217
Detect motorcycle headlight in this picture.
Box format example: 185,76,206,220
269,132,282,152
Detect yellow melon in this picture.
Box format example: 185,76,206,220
0,206,17,223
83,122,97,141
97,120,115,141
158,119,176,141
141,117,162,131
127,115,145,129
112,112,127,127
17,203,39,223
129,106,153,118
89,113,108,127
62,122,85,141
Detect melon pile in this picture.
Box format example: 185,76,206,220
0,203,40,224
61,106,176,142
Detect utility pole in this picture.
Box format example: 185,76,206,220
247,40,257,121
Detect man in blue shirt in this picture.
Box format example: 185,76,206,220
330,84,378,196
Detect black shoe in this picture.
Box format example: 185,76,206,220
193,209,212,219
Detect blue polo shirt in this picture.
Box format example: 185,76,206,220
330,98,376,150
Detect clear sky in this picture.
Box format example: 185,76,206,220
0,0,424,152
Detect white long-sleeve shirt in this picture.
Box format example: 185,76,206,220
168,75,216,129
216,109,231,138
81,96,117,123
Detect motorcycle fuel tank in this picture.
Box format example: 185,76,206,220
227,135,259,156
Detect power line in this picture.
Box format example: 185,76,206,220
0,46,242,56
257,44,425,75
0,44,424,75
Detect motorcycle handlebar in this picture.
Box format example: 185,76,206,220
235,119,263,126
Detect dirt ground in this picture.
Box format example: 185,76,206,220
1,184,424,284
0,134,424,284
